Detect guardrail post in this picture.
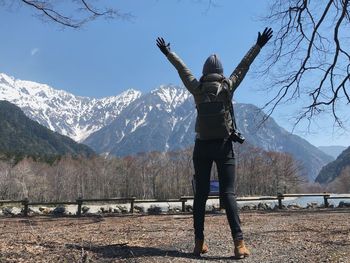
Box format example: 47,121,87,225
22,198,29,217
76,197,83,216
277,193,284,209
130,197,135,213
181,197,187,212
324,193,329,208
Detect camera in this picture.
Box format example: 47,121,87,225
230,130,245,144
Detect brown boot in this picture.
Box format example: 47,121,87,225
193,239,209,256
234,240,250,259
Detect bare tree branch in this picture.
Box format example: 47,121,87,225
17,0,132,28
260,0,350,128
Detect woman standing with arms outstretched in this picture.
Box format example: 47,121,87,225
156,28,273,259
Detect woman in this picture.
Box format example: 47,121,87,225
156,28,273,259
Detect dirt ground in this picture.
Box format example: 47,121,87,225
0,209,349,263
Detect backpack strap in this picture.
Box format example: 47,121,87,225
221,79,238,132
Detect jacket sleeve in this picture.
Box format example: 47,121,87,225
229,44,261,93
166,52,200,94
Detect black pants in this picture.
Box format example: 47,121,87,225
193,138,243,241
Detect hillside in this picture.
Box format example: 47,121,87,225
316,146,350,184
0,100,94,161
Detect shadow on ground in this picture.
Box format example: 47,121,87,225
65,243,240,261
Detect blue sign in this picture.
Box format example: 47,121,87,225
210,180,219,195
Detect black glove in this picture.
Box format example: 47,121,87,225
156,37,171,56
256,27,273,48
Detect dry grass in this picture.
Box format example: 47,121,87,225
0,209,350,262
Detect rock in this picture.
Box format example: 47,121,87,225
287,203,302,209
241,205,251,211
205,205,213,212
273,204,286,210
211,204,221,211
258,203,270,210
306,202,318,209
241,204,257,211
338,201,350,208
287,204,302,209
168,206,181,213
185,205,193,212
100,207,106,213
52,205,65,216
82,206,90,214
113,206,121,213
133,205,144,213
39,207,52,215
118,205,128,213
2,207,14,216
148,205,162,215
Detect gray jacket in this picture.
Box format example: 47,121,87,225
166,44,261,138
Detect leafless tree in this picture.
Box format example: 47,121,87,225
236,145,303,195
0,0,132,28
261,0,350,127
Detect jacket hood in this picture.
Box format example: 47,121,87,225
202,54,223,75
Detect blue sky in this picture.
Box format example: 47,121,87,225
0,1,349,147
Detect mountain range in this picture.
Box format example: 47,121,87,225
0,73,141,142
0,73,334,181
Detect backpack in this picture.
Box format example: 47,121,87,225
196,81,234,140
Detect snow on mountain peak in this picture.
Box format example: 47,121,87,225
0,72,141,142
0,73,15,86
152,84,190,109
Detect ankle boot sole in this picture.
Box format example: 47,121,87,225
234,254,249,259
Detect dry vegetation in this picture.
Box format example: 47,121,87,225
0,145,303,202
0,209,349,262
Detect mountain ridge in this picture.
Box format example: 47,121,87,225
0,73,141,141
316,146,350,184
1,72,333,181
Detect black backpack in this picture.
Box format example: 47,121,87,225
196,81,245,143
196,81,231,139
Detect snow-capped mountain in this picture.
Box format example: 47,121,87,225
83,85,333,182
0,73,141,141
83,85,196,155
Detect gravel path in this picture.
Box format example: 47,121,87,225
0,209,349,262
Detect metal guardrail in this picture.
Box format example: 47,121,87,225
1,193,349,217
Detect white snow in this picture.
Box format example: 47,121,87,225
130,113,148,133
152,85,190,111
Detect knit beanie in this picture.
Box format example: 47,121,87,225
202,54,223,75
